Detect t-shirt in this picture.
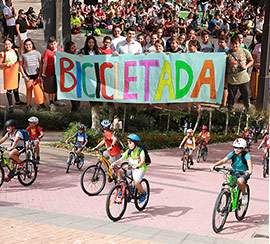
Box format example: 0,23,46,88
207,20,216,31
110,36,126,51
1,49,18,64
198,131,210,141
43,46,63,76
5,130,25,147
26,125,42,140
252,43,261,64
20,50,42,75
74,132,88,146
3,6,15,26
200,41,214,53
122,147,147,171
15,18,27,33
104,131,121,157
70,17,81,25
262,135,269,149
183,136,195,149
98,47,113,55
218,47,229,52
226,151,251,172
226,48,252,85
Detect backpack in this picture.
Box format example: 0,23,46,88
231,151,248,167
111,131,124,150
128,145,151,166
2,49,19,63
17,129,29,142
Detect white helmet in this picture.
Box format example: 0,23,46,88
28,116,39,124
233,138,246,148
187,128,193,133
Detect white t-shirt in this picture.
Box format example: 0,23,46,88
116,39,142,54
110,36,126,51
5,130,25,148
3,6,15,26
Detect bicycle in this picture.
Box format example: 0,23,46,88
197,142,208,163
80,148,118,196
263,149,269,178
0,146,38,187
106,162,150,222
26,141,38,164
212,166,250,233
66,142,84,173
181,147,192,172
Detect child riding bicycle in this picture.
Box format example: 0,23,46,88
196,125,210,152
258,133,269,165
26,116,44,163
179,128,196,165
0,119,25,182
210,138,253,204
111,134,147,203
65,124,88,161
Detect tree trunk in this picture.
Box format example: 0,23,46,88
122,104,127,133
208,109,212,134
237,109,243,135
166,112,171,134
225,110,229,135
91,103,100,132
193,110,201,133
245,113,250,128
56,0,63,47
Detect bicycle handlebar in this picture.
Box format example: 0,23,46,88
213,166,246,175
0,146,7,152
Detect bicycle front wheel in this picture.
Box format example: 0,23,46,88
203,149,208,161
76,159,84,170
182,157,186,172
263,162,267,178
212,189,230,233
134,178,150,211
0,166,4,187
17,160,38,186
197,148,202,163
106,184,127,221
235,185,250,221
26,149,33,161
80,165,106,196
66,153,75,174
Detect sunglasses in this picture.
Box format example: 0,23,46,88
234,147,243,150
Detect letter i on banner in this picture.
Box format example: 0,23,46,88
114,62,123,99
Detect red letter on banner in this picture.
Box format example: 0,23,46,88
100,62,114,100
60,58,76,92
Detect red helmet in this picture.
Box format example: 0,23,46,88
202,125,207,130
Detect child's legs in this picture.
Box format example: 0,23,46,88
133,169,145,193
9,149,20,168
34,140,40,157
26,85,33,105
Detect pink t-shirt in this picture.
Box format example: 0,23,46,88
43,46,63,76
252,43,261,64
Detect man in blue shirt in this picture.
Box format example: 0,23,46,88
211,138,253,204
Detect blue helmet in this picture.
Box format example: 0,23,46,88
127,134,141,142
101,120,111,128
78,124,85,130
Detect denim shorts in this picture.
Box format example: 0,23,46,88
231,171,250,187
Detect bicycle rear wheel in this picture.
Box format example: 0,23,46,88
134,178,150,211
263,162,267,178
235,185,250,221
80,165,106,196
106,184,127,221
0,166,4,187
212,189,230,233
76,159,84,170
203,149,208,161
17,160,38,186
197,148,202,163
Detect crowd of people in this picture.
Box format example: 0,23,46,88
0,0,266,113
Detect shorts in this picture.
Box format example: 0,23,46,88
184,146,193,156
231,171,250,187
103,150,121,164
13,146,25,155
17,32,27,44
43,75,57,94
200,3,209,11
126,168,145,182
26,73,39,80
27,139,39,146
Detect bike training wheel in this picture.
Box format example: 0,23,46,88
17,160,38,186
0,166,4,187
76,159,84,170
106,184,127,221
80,165,106,196
235,185,250,221
212,189,230,233
66,153,75,174
182,157,186,172
203,149,208,161
134,178,150,211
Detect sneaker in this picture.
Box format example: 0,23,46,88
15,101,27,106
54,100,66,107
17,162,25,171
4,175,12,182
139,192,147,203
26,105,32,112
38,104,47,111
49,103,56,112
242,194,248,205
190,160,194,165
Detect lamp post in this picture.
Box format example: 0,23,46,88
256,0,270,111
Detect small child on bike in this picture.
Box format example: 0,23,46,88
0,119,25,182
210,138,253,204
65,124,88,161
26,116,44,163
111,134,147,203
242,127,252,146
196,125,210,151
179,128,196,165
258,133,269,165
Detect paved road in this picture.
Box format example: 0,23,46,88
0,138,268,243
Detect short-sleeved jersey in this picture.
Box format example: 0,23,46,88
104,131,121,157
242,131,249,139
122,147,147,171
5,130,25,147
26,125,42,140
43,46,63,76
183,136,195,149
73,132,88,146
198,131,210,141
226,151,251,172
263,135,270,149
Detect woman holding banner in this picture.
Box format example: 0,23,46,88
19,38,44,112
0,38,25,113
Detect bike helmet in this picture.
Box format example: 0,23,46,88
187,128,193,133
28,116,39,124
233,138,246,148
5,119,16,127
78,124,85,130
127,134,141,142
101,120,111,128
244,127,248,131
202,125,207,130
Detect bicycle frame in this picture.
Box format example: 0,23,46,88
95,151,114,180
0,147,21,173
225,174,241,211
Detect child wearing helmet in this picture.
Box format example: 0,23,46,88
258,133,269,165
0,119,25,182
66,124,88,160
111,134,147,203
93,120,122,163
211,138,253,205
26,116,44,162
196,125,210,159
242,127,252,149
179,128,196,165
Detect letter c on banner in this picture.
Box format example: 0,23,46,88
60,58,76,92
100,62,114,100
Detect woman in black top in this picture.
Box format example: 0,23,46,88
16,9,29,54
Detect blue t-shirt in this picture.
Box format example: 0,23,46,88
74,132,88,145
218,47,229,52
208,20,216,31
226,151,251,172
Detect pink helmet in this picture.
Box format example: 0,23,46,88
202,125,207,130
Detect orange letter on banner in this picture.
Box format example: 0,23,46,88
100,62,114,100
60,58,76,92
191,60,216,99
